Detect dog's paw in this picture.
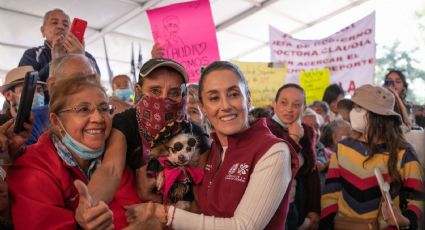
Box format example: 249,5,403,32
175,201,191,211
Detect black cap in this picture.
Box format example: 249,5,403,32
139,58,188,83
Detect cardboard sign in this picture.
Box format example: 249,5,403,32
233,61,287,108
300,68,331,104
147,0,220,83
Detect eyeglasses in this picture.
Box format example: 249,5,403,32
59,103,114,117
166,137,197,153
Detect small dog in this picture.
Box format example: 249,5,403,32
147,132,203,210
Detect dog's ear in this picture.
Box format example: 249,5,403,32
150,144,169,157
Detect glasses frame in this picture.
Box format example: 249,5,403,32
59,103,115,116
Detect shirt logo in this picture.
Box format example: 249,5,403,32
205,164,212,171
228,163,239,175
225,162,249,183
237,163,249,175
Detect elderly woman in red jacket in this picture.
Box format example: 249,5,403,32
7,74,140,229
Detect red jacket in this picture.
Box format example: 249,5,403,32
7,132,141,229
198,119,298,229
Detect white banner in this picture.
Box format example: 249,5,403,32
270,12,375,93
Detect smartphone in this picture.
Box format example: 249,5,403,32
70,18,87,43
384,79,395,87
14,71,38,133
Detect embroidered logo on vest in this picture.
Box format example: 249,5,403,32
225,163,249,183
228,163,239,175
205,163,212,171
237,163,249,175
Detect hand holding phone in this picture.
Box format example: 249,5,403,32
14,71,38,133
384,79,395,87
70,18,87,44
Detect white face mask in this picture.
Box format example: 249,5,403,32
350,108,368,133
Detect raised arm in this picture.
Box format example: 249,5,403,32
88,128,127,204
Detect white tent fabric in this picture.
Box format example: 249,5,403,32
0,0,373,84
0,0,380,89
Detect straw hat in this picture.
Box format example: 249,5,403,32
0,66,45,93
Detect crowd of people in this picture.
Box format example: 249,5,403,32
0,8,423,230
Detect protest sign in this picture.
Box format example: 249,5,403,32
147,0,220,83
300,68,331,104
270,12,375,93
233,61,287,107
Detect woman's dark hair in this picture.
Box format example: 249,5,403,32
385,69,408,100
336,98,354,111
198,61,250,103
364,111,408,196
274,83,306,104
322,84,344,105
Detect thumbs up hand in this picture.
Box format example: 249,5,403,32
74,180,114,230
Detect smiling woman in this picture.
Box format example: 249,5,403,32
6,74,141,229
267,83,321,230
125,61,297,230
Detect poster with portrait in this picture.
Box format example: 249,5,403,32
147,0,220,83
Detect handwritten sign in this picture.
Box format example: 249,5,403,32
300,68,331,104
233,61,287,108
270,12,375,94
147,0,220,83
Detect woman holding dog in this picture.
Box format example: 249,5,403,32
320,85,423,229
126,61,297,229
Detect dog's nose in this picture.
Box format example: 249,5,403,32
178,155,187,163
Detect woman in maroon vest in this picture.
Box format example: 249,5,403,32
266,84,321,230
126,61,298,229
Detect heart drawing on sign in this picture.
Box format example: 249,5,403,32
193,42,207,55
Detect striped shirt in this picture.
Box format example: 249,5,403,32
321,138,424,229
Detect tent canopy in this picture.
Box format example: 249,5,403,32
0,0,375,86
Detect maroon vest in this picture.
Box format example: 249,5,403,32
197,118,295,229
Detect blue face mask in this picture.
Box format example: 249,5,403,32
58,120,104,160
114,88,133,101
32,93,45,109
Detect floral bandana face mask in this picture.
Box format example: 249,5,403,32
135,95,186,161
